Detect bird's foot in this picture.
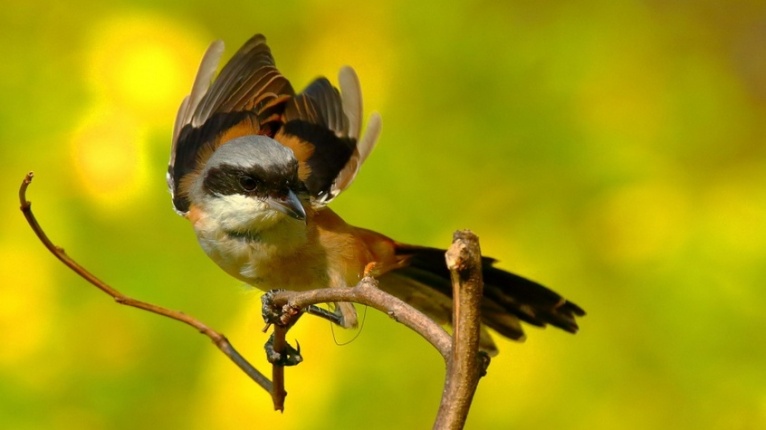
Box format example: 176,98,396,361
261,289,300,326
264,334,303,366
305,304,345,326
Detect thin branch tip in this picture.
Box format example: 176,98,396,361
19,174,274,399
19,172,35,208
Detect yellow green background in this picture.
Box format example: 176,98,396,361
2,1,765,428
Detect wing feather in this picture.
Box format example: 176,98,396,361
173,40,225,141
192,34,294,125
168,34,381,214
338,66,362,140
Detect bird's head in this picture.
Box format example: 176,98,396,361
189,135,307,234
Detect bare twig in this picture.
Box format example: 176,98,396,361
267,277,453,361
434,230,488,430
267,251,490,429
270,325,289,411
18,172,274,395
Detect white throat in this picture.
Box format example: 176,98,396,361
190,195,309,285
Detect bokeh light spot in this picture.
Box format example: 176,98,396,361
87,13,208,123
71,106,148,209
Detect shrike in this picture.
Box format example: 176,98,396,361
168,34,584,355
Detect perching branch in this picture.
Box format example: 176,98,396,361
269,324,290,411
20,172,490,426
18,172,273,397
265,231,489,429
435,230,490,429
266,278,453,361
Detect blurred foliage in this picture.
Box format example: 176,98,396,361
2,0,765,428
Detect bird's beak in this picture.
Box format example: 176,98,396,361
267,190,306,221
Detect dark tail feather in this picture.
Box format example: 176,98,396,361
389,244,586,342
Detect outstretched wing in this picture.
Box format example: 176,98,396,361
274,65,381,205
168,34,381,215
168,35,293,214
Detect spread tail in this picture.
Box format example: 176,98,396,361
376,243,585,354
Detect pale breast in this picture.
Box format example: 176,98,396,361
192,211,329,291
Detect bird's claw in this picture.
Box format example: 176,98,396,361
265,335,303,366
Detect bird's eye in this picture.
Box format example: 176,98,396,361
238,176,259,192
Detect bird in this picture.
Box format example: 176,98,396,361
167,34,585,356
